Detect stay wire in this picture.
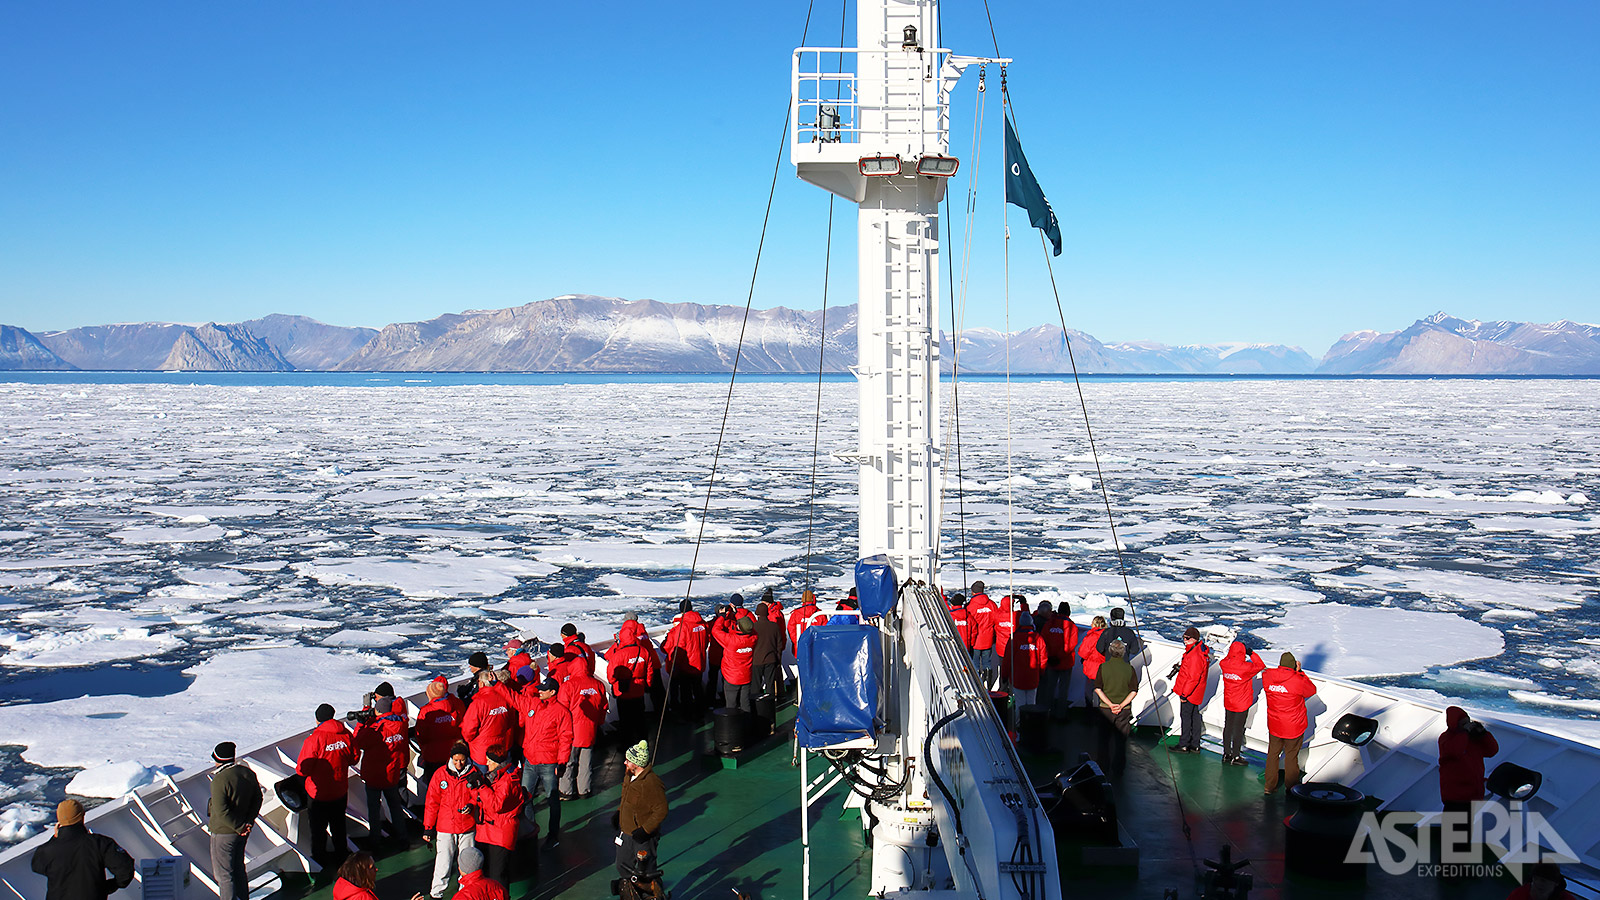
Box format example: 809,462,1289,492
657,0,818,767
1004,81,1197,848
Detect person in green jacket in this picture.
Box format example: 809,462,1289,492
208,741,263,900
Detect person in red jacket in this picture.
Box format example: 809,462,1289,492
993,595,1017,685
948,594,974,650
1169,626,1212,753
416,677,467,785
1439,706,1500,816
559,623,596,676
711,608,758,712
967,582,999,688
1262,651,1318,793
515,679,572,850
331,851,424,900
504,639,533,683
1041,601,1080,717
296,703,359,868
607,617,654,744
449,846,508,900
662,599,709,717
473,749,525,889
560,666,608,799
460,671,518,768
1078,617,1107,707
1217,641,1264,765
353,684,411,842
1003,610,1049,713
423,742,479,900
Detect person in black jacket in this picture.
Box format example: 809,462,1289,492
30,799,135,900
1095,607,1144,661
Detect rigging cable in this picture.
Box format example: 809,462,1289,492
655,0,822,767
1002,76,1198,851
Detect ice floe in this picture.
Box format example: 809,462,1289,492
1249,604,1503,678
65,761,158,799
293,550,553,599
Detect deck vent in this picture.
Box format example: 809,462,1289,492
139,856,188,900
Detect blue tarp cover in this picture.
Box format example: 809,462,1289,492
855,555,898,618
795,623,879,748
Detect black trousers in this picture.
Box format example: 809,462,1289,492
616,830,660,878
752,663,779,704
617,696,647,744
1222,709,1247,759
481,841,518,887
307,795,348,864
668,669,703,716
1096,705,1131,774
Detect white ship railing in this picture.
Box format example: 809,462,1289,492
791,47,952,156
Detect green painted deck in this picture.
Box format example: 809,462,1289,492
275,706,1521,900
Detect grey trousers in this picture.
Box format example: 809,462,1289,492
210,831,248,900
559,745,594,796
431,831,476,899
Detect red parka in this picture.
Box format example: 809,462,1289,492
296,720,358,801
1078,627,1106,680
993,599,1017,658
787,603,827,648
460,681,518,765
662,610,710,675
1438,706,1500,804
967,593,997,651
414,694,466,765
564,636,596,675
451,870,509,900
473,764,526,850
332,878,380,900
1262,664,1318,740
949,604,974,649
515,694,573,766
1004,628,1050,691
561,670,609,748
422,763,477,835
1218,642,1265,713
711,614,757,686
607,622,653,700
1172,640,1211,705
353,712,409,791
1043,616,1079,671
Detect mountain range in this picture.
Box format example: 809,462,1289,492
2,299,1596,375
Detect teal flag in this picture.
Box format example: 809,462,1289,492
1005,118,1062,256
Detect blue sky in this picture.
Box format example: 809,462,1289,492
2,1,1595,355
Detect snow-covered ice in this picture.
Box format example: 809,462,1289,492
1249,604,1504,678
65,761,158,798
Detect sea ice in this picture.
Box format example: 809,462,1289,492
1250,604,1503,678
65,761,158,798
109,524,226,544
322,630,406,648
293,550,553,599
0,804,50,843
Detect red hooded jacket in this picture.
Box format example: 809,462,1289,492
787,603,827,648
514,694,573,765
711,614,757,686
1004,628,1049,691
563,636,596,675
460,681,518,765
607,622,653,700
1218,642,1265,713
1172,640,1211,705
1262,664,1318,740
296,720,357,801
353,712,409,791
662,610,710,675
1438,706,1500,804
451,870,508,900
993,599,1017,658
967,593,998,651
561,670,609,748
414,694,466,765
1078,627,1106,680
473,764,526,849
422,763,477,835
1043,616,1079,671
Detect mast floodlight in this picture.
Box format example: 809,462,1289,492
916,155,959,177
902,25,919,50
858,155,902,177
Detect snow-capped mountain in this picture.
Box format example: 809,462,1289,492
1319,312,1600,375
0,325,74,370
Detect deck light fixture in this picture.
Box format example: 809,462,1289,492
1486,762,1543,802
859,155,901,177
916,155,959,177
1330,714,1379,748
902,25,919,51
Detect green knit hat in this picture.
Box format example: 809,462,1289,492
625,740,650,767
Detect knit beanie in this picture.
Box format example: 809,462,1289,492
57,799,84,827
1280,651,1298,668
315,703,335,723
625,740,651,767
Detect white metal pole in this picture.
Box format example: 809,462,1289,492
800,748,812,900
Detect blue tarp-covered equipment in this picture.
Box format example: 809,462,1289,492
855,555,899,618
796,623,880,748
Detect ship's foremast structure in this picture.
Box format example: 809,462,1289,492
791,2,1060,898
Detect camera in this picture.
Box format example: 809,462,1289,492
346,707,376,725
464,768,486,790
1167,664,1182,680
